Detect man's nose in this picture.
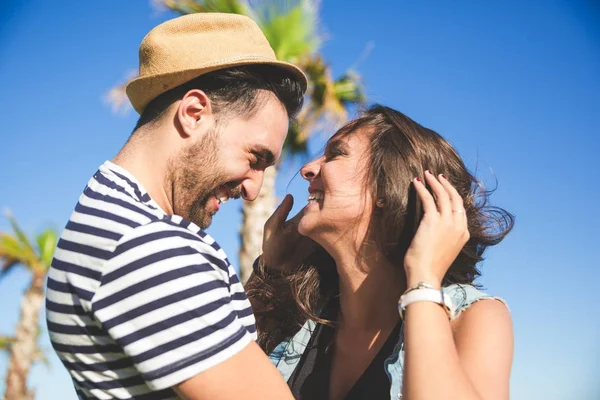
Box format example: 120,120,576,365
241,170,265,201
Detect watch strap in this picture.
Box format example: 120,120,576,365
399,287,453,320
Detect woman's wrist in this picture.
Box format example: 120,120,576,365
399,277,454,320
405,271,442,289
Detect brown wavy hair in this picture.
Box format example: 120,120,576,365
246,104,514,353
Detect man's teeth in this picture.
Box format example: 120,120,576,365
308,191,324,202
215,188,230,205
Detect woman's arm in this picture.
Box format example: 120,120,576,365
403,298,513,400
402,172,513,399
245,194,319,352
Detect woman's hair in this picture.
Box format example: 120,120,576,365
246,104,514,352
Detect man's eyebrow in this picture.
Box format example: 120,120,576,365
254,146,276,166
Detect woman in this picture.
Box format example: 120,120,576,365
246,105,514,400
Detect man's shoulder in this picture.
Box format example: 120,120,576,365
81,167,165,228
83,163,228,263
53,169,165,264
90,216,246,335
112,215,231,272
51,165,231,289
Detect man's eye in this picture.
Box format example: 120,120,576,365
252,153,266,168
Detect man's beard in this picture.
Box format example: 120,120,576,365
169,130,241,229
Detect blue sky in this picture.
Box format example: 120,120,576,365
1,1,598,399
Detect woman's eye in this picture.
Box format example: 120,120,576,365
325,147,346,161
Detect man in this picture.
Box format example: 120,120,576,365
46,13,306,400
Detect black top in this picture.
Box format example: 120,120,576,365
287,300,402,400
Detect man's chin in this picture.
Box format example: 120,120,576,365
187,205,214,230
194,213,213,229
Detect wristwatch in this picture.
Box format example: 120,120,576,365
399,283,454,320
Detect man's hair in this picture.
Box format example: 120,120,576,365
133,65,305,131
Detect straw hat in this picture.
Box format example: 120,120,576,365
126,13,308,114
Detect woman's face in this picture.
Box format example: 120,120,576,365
298,129,374,243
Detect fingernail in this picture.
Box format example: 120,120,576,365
415,177,421,182
426,170,433,174
441,174,447,179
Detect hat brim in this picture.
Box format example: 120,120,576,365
126,58,308,114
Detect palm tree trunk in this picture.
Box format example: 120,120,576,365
239,166,278,284
4,272,44,400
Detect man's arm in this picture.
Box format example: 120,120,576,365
93,221,292,399
174,341,293,400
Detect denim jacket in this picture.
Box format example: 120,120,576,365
268,284,506,400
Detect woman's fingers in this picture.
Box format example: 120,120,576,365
438,174,466,221
423,170,451,215
418,172,467,228
413,177,437,214
264,194,293,233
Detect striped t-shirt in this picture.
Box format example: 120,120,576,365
46,161,256,399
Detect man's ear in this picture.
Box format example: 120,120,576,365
176,89,215,138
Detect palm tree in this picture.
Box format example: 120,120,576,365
0,211,57,400
108,0,366,282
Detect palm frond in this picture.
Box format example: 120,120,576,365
0,233,37,271
162,0,251,16
282,121,309,156
0,213,57,275
162,0,321,62
4,210,34,256
0,234,26,261
301,55,328,106
253,0,321,62
333,70,365,105
35,229,58,271
287,55,366,154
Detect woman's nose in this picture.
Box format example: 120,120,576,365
300,159,321,181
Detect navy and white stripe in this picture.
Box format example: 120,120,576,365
46,161,256,399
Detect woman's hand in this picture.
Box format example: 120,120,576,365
403,171,470,287
261,194,319,273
